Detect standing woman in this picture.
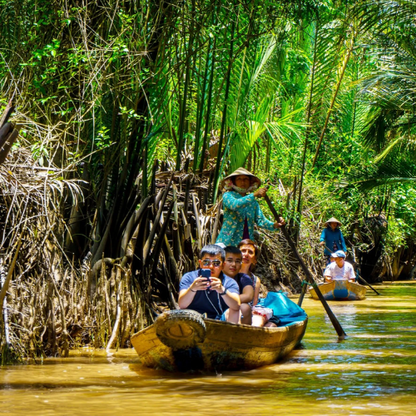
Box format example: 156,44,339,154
319,217,347,265
216,167,284,247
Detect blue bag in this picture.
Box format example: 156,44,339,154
258,291,307,326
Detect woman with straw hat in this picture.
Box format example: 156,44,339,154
319,217,347,265
215,168,284,247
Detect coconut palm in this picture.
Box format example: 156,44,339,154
352,0,416,189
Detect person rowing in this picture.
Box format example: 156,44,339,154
216,168,285,247
319,217,347,265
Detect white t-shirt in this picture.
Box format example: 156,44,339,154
324,261,355,281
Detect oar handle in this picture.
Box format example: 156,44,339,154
264,194,347,339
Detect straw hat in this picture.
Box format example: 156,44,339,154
325,217,342,225
220,167,261,190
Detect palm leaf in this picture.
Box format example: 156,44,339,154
351,154,416,190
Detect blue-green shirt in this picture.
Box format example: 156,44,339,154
320,227,347,255
216,191,275,247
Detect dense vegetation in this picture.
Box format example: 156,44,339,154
1,0,416,362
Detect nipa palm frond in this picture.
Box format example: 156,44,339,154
351,153,416,190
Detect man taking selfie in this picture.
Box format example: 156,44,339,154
178,244,240,323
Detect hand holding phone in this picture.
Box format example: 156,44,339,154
200,269,211,289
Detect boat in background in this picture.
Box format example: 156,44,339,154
131,292,307,372
309,280,367,301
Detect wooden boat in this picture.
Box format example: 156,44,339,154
309,280,367,301
131,308,307,372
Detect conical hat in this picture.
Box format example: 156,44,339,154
220,167,261,190
325,217,342,225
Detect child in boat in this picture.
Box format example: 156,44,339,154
323,250,355,282
319,217,347,265
178,244,241,323
222,246,254,324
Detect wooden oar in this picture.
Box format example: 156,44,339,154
264,194,347,339
357,273,380,295
349,249,381,296
297,280,309,307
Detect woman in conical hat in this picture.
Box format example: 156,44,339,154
319,217,347,265
325,217,342,226
215,168,285,247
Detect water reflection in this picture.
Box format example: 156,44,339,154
1,282,416,415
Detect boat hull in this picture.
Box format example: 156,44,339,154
309,280,366,300
131,316,307,372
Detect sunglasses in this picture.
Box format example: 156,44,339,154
201,259,222,267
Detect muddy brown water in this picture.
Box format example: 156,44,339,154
1,281,416,415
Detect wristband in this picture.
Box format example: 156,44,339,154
190,289,197,292
220,288,228,296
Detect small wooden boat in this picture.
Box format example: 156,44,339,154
309,280,367,301
131,307,307,372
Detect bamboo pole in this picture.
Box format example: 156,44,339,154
264,195,347,339
357,274,380,295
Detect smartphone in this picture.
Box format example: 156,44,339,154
200,269,211,288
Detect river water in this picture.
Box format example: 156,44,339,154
1,281,415,415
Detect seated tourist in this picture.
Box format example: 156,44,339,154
238,239,278,327
178,244,241,323
238,239,262,306
324,250,355,282
223,246,254,325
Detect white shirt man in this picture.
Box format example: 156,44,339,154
324,250,355,282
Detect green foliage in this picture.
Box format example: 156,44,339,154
1,0,416,264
